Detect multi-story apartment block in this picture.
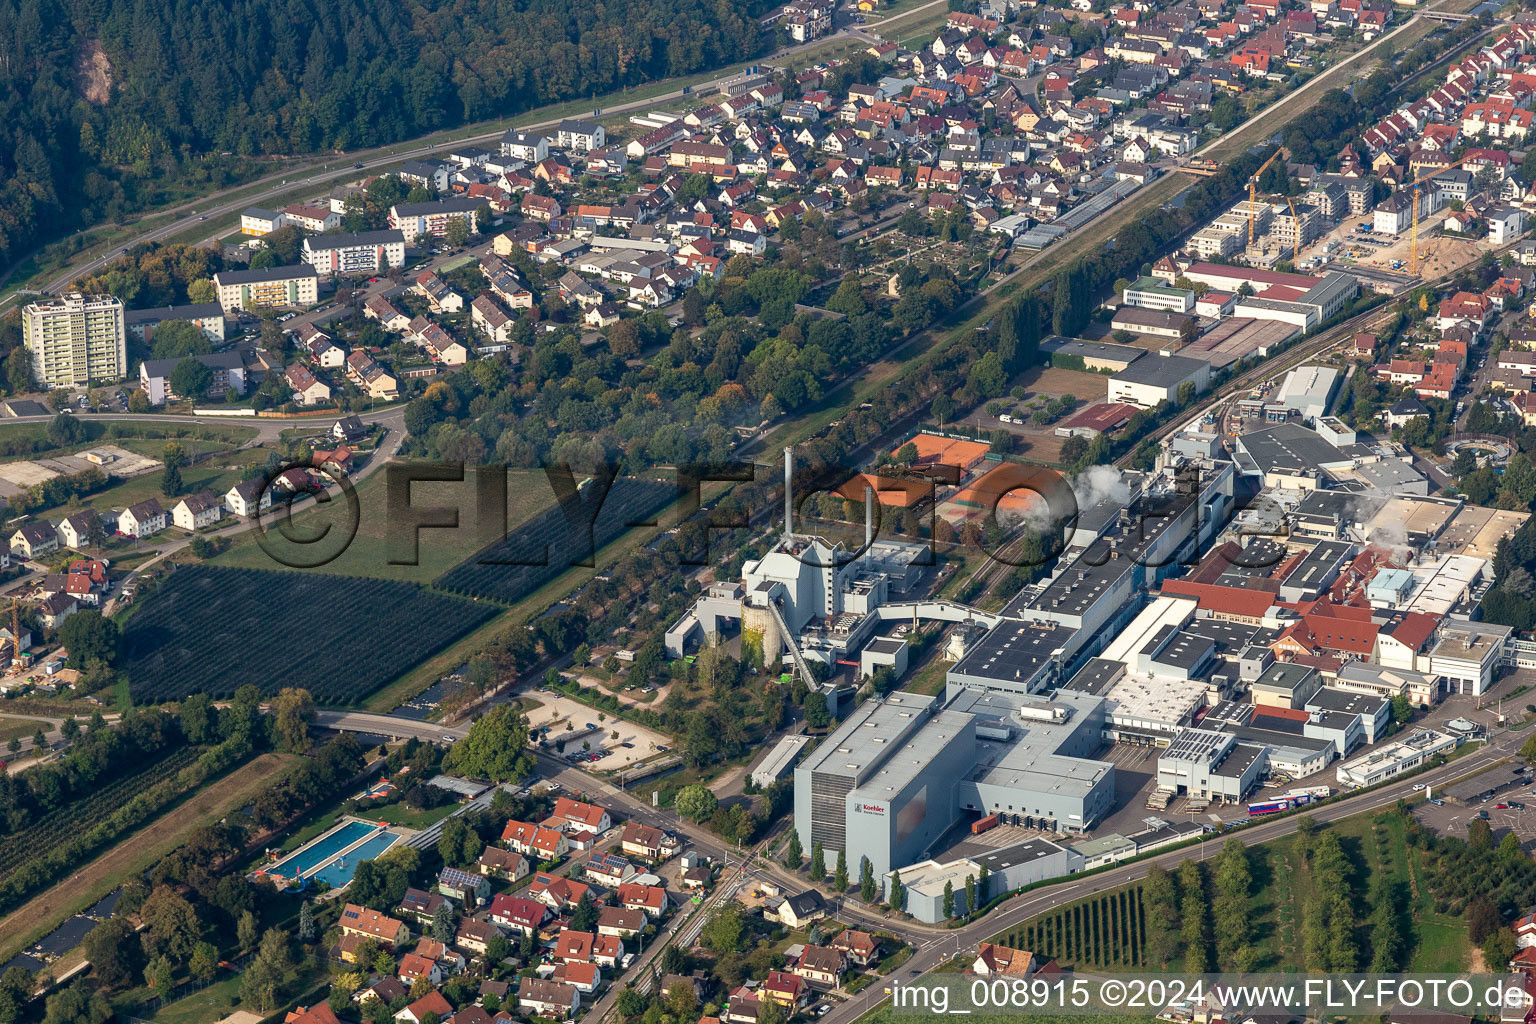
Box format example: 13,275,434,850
301,230,407,276
388,200,481,244
22,294,127,387
212,266,320,312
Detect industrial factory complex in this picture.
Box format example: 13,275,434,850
667,409,1531,921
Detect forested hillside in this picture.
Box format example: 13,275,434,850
0,0,768,268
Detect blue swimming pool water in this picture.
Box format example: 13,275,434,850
309,832,401,888
271,820,376,878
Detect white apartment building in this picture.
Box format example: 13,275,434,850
22,294,127,387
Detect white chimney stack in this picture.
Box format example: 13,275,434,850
864,486,874,548
784,446,794,539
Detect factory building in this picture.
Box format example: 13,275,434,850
792,688,1117,885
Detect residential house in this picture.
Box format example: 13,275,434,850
620,821,677,861
776,890,827,929
585,851,636,887
226,478,273,518
394,991,453,1024
438,866,492,906
171,492,223,531
597,906,646,938
339,904,410,949
528,872,591,912
792,946,846,988
399,888,449,925
478,846,527,881
285,363,332,406
552,797,612,836
9,522,58,560
519,979,580,1018
972,943,1057,975
762,972,808,1010
502,819,570,860
831,930,882,967
455,917,502,957
118,499,167,539
616,882,669,918
56,511,98,551
487,894,547,936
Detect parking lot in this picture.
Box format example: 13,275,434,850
1411,775,1536,853
523,692,673,771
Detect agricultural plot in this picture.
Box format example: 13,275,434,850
435,478,675,604
997,887,1148,970
0,745,200,909
121,566,500,702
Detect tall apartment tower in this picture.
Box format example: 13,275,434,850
22,293,127,388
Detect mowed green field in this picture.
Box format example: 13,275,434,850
211,467,559,583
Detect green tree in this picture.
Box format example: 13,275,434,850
676,784,718,823
271,687,315,753
82,918,142,989
188,941,218,983
297,900,316,944
889,870,905,911
571,890,599,932
432,900,456,942
1390,694,1414,726
964,874,976,916
150,320,212,360
784,829,803,869
236,910,260,951
810,841,825,881
168,357,214,403
144,954,175,997
701,902,747,952
942,880,955,919
446,217,471,247
140,885,202,964
834,850,848,892
441,705,533,782
59,610,119,667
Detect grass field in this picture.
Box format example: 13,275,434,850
0,717,48,745
211,467,559,585
0,751,297,967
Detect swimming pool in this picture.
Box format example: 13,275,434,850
267,820,377,880
309,831,402,888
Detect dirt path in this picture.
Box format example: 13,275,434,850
0,752,297,966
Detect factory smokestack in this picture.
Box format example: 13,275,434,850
865,486,874,548
784,446,794,539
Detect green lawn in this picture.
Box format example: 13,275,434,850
211,466,558,585
0,718,49,745
361,796,462,830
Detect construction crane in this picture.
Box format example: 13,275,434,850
1409,156,1470,276
1285,196,1303,252
1248,147,1286,246
4,600,20,674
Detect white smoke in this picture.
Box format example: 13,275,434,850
1071,466,1131,515
1367,518,1415,564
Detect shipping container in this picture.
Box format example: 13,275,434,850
971,813,1000,834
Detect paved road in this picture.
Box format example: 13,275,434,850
313,709,468,743
0,403,406,445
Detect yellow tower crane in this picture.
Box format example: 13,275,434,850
1248,148,1285,246
1285,196,1303,252
1408,156,1469,276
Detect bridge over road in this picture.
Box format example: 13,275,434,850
313,710,467,744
